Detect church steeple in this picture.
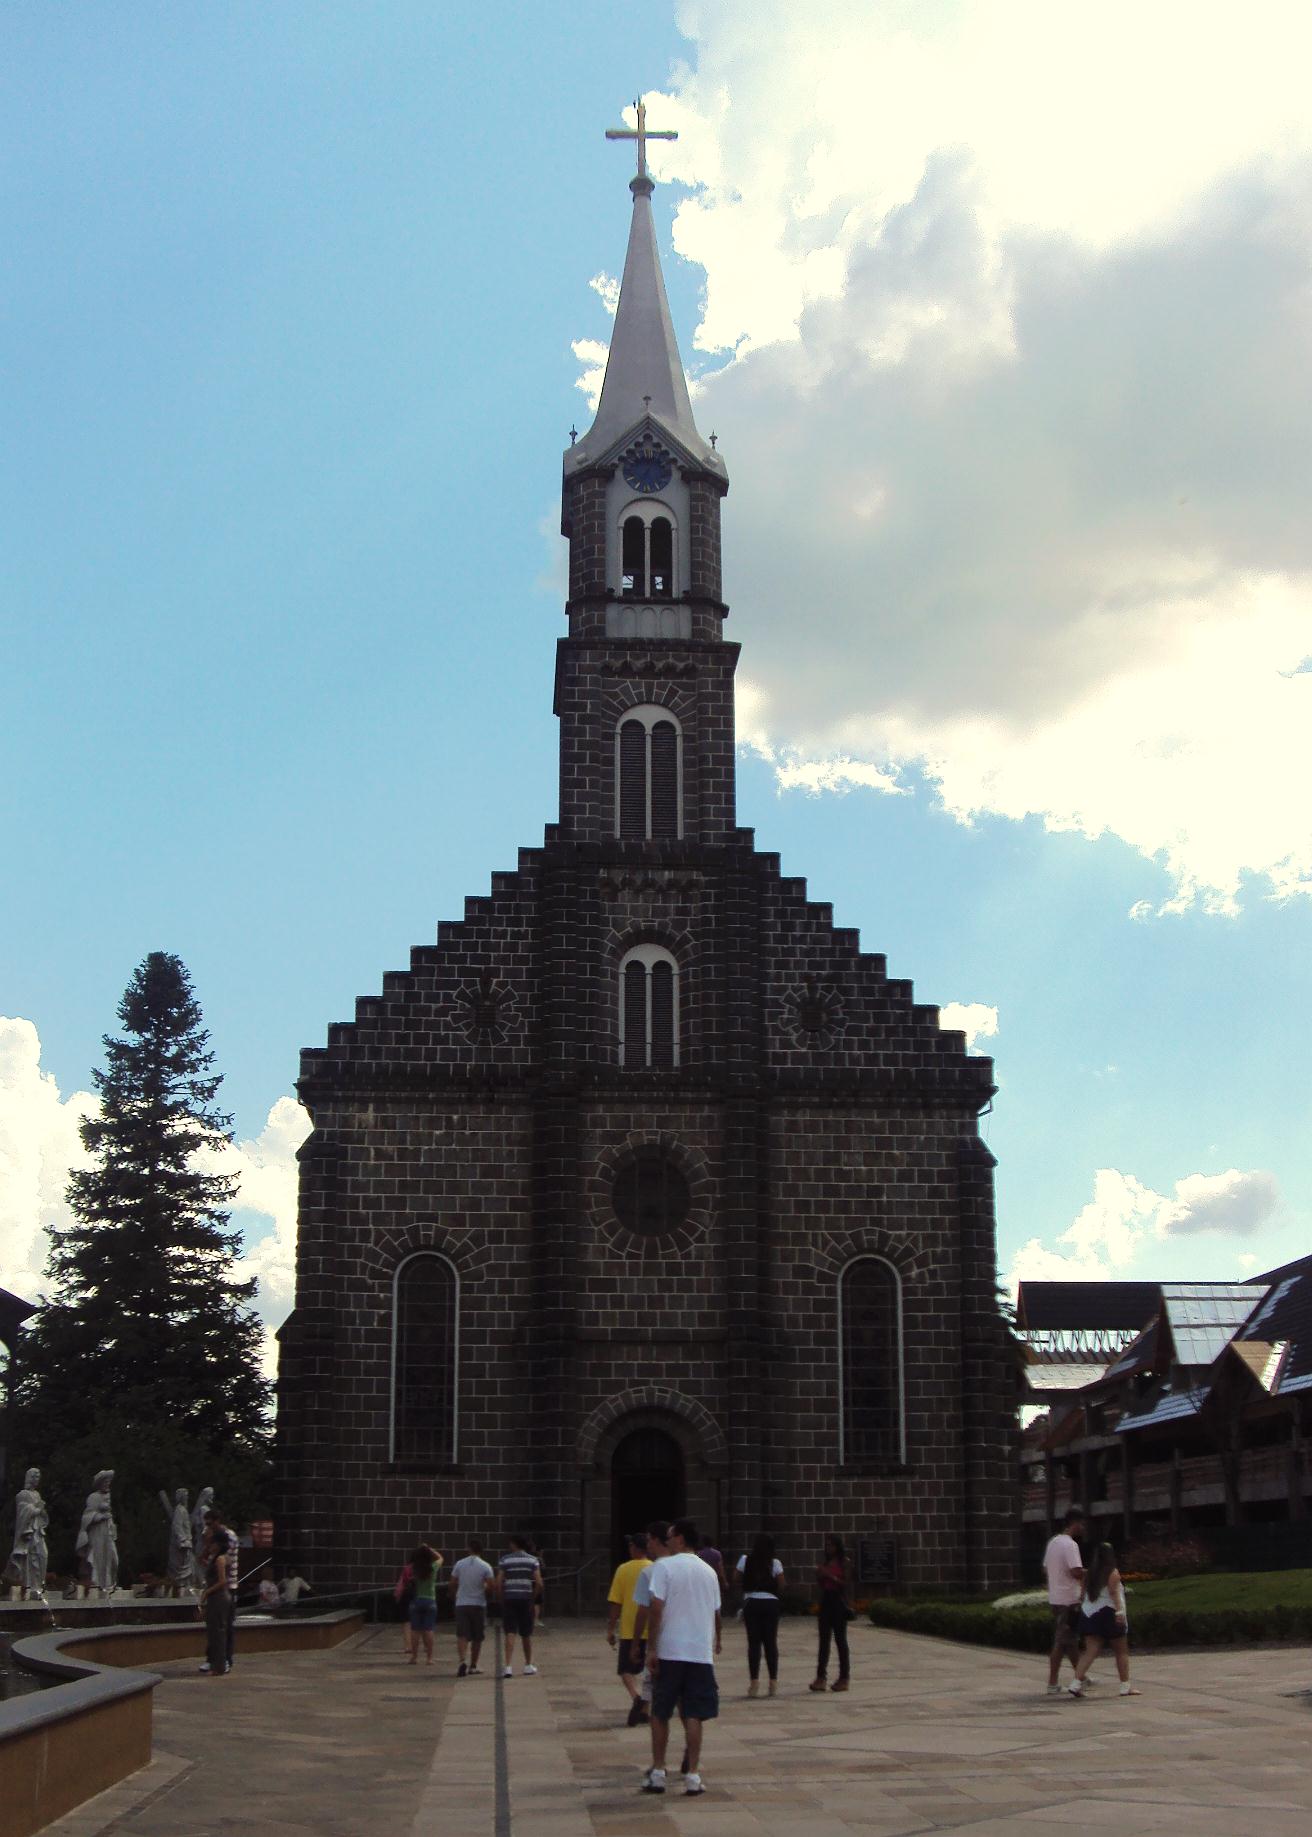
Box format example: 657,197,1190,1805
565,172,723,480
554,100,737,849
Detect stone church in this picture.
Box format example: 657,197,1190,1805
276,136,1016,1598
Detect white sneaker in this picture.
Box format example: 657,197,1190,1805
502,1665,513,1678
1067,1679,1083,1697
1046,1684,1062,1695
197,1662,212,1674
685,1774,705,1796
522,1664,538,1676
641,1769,666,1795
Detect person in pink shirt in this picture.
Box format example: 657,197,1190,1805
1042,1508,1086,1694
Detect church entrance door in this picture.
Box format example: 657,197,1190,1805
610,1426,684,1565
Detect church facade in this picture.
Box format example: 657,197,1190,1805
276,148,1016,1598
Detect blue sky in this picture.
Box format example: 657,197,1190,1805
3,2,1310,1340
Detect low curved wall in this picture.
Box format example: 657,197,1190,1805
1,1611,364,1837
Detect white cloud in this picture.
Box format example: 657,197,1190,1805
1007,1163,1282,1288
0,1016,308,1336
229,1097,312,1312
938,1002,998,1053
0,1018,96,1299
1159,1167,1280,1238
571,337,609,411
589,272,620,316
575,4,1312,911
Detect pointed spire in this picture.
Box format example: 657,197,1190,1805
567,174,724,477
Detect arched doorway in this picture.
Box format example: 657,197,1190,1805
610,1425,685,1565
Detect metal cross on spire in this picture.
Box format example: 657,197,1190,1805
605,96,677,182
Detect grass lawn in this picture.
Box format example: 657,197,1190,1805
1124,1569,1312,1612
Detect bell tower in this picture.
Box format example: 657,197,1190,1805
556,108,735,846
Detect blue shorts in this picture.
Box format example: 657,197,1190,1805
651,1660,718,1724
409,1598,438,1632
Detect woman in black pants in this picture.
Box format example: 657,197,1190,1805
735,1534,785,1696
810,1534,852,1691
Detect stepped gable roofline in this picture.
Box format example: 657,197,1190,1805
565,171,725,482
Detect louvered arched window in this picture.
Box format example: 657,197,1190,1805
391,1253,458,1464
616,707,681,840
619,944,679,1070
838,1256,905,1464
619,505,677,599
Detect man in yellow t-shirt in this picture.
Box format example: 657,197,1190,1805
607,1533,653,1725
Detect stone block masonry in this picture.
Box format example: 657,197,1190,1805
276,179,1015,1596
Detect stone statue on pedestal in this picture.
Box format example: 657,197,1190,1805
191,1484,214,1559
75,1469,119,1596
159,1486,195,1592
9,1467,49,1600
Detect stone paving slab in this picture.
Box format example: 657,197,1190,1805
36,1616,1312,1835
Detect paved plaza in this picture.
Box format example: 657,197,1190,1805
45,1615,1312,1837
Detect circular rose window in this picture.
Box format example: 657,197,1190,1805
612,1147,691,1236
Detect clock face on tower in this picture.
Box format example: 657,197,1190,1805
622,440,673,494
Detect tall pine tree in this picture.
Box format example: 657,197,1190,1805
16,954,270,1561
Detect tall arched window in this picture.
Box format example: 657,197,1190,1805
391,1253,458,1464
619,944,679,1070
616,707,682,840
838,1256,905,1463
619,505,678,599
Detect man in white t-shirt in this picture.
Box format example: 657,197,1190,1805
1043,1508,1086,1693
449,1536,495,1677
643,1518,721,1799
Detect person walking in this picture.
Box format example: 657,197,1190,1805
809,1534,852,1692
214,1509,241,1676
406,1544,442,1666
736,1534,784,1696
449,1537,494,1677
1043,1507,1087,1694
198,1507,240,1676
497,1533,543,1677
607,1532,652,1724
197,1517,232,1678
1067,1542,1139,1697
696,1536,728,1599
633,1520,671,1761
642,1518,722,1798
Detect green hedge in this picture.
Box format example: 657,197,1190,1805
868,1597,1312,1650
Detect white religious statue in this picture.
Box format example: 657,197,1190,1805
159,1486,195,1593
9,1467,49,1600
75,1469,119,1596
191,1485,214,1559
